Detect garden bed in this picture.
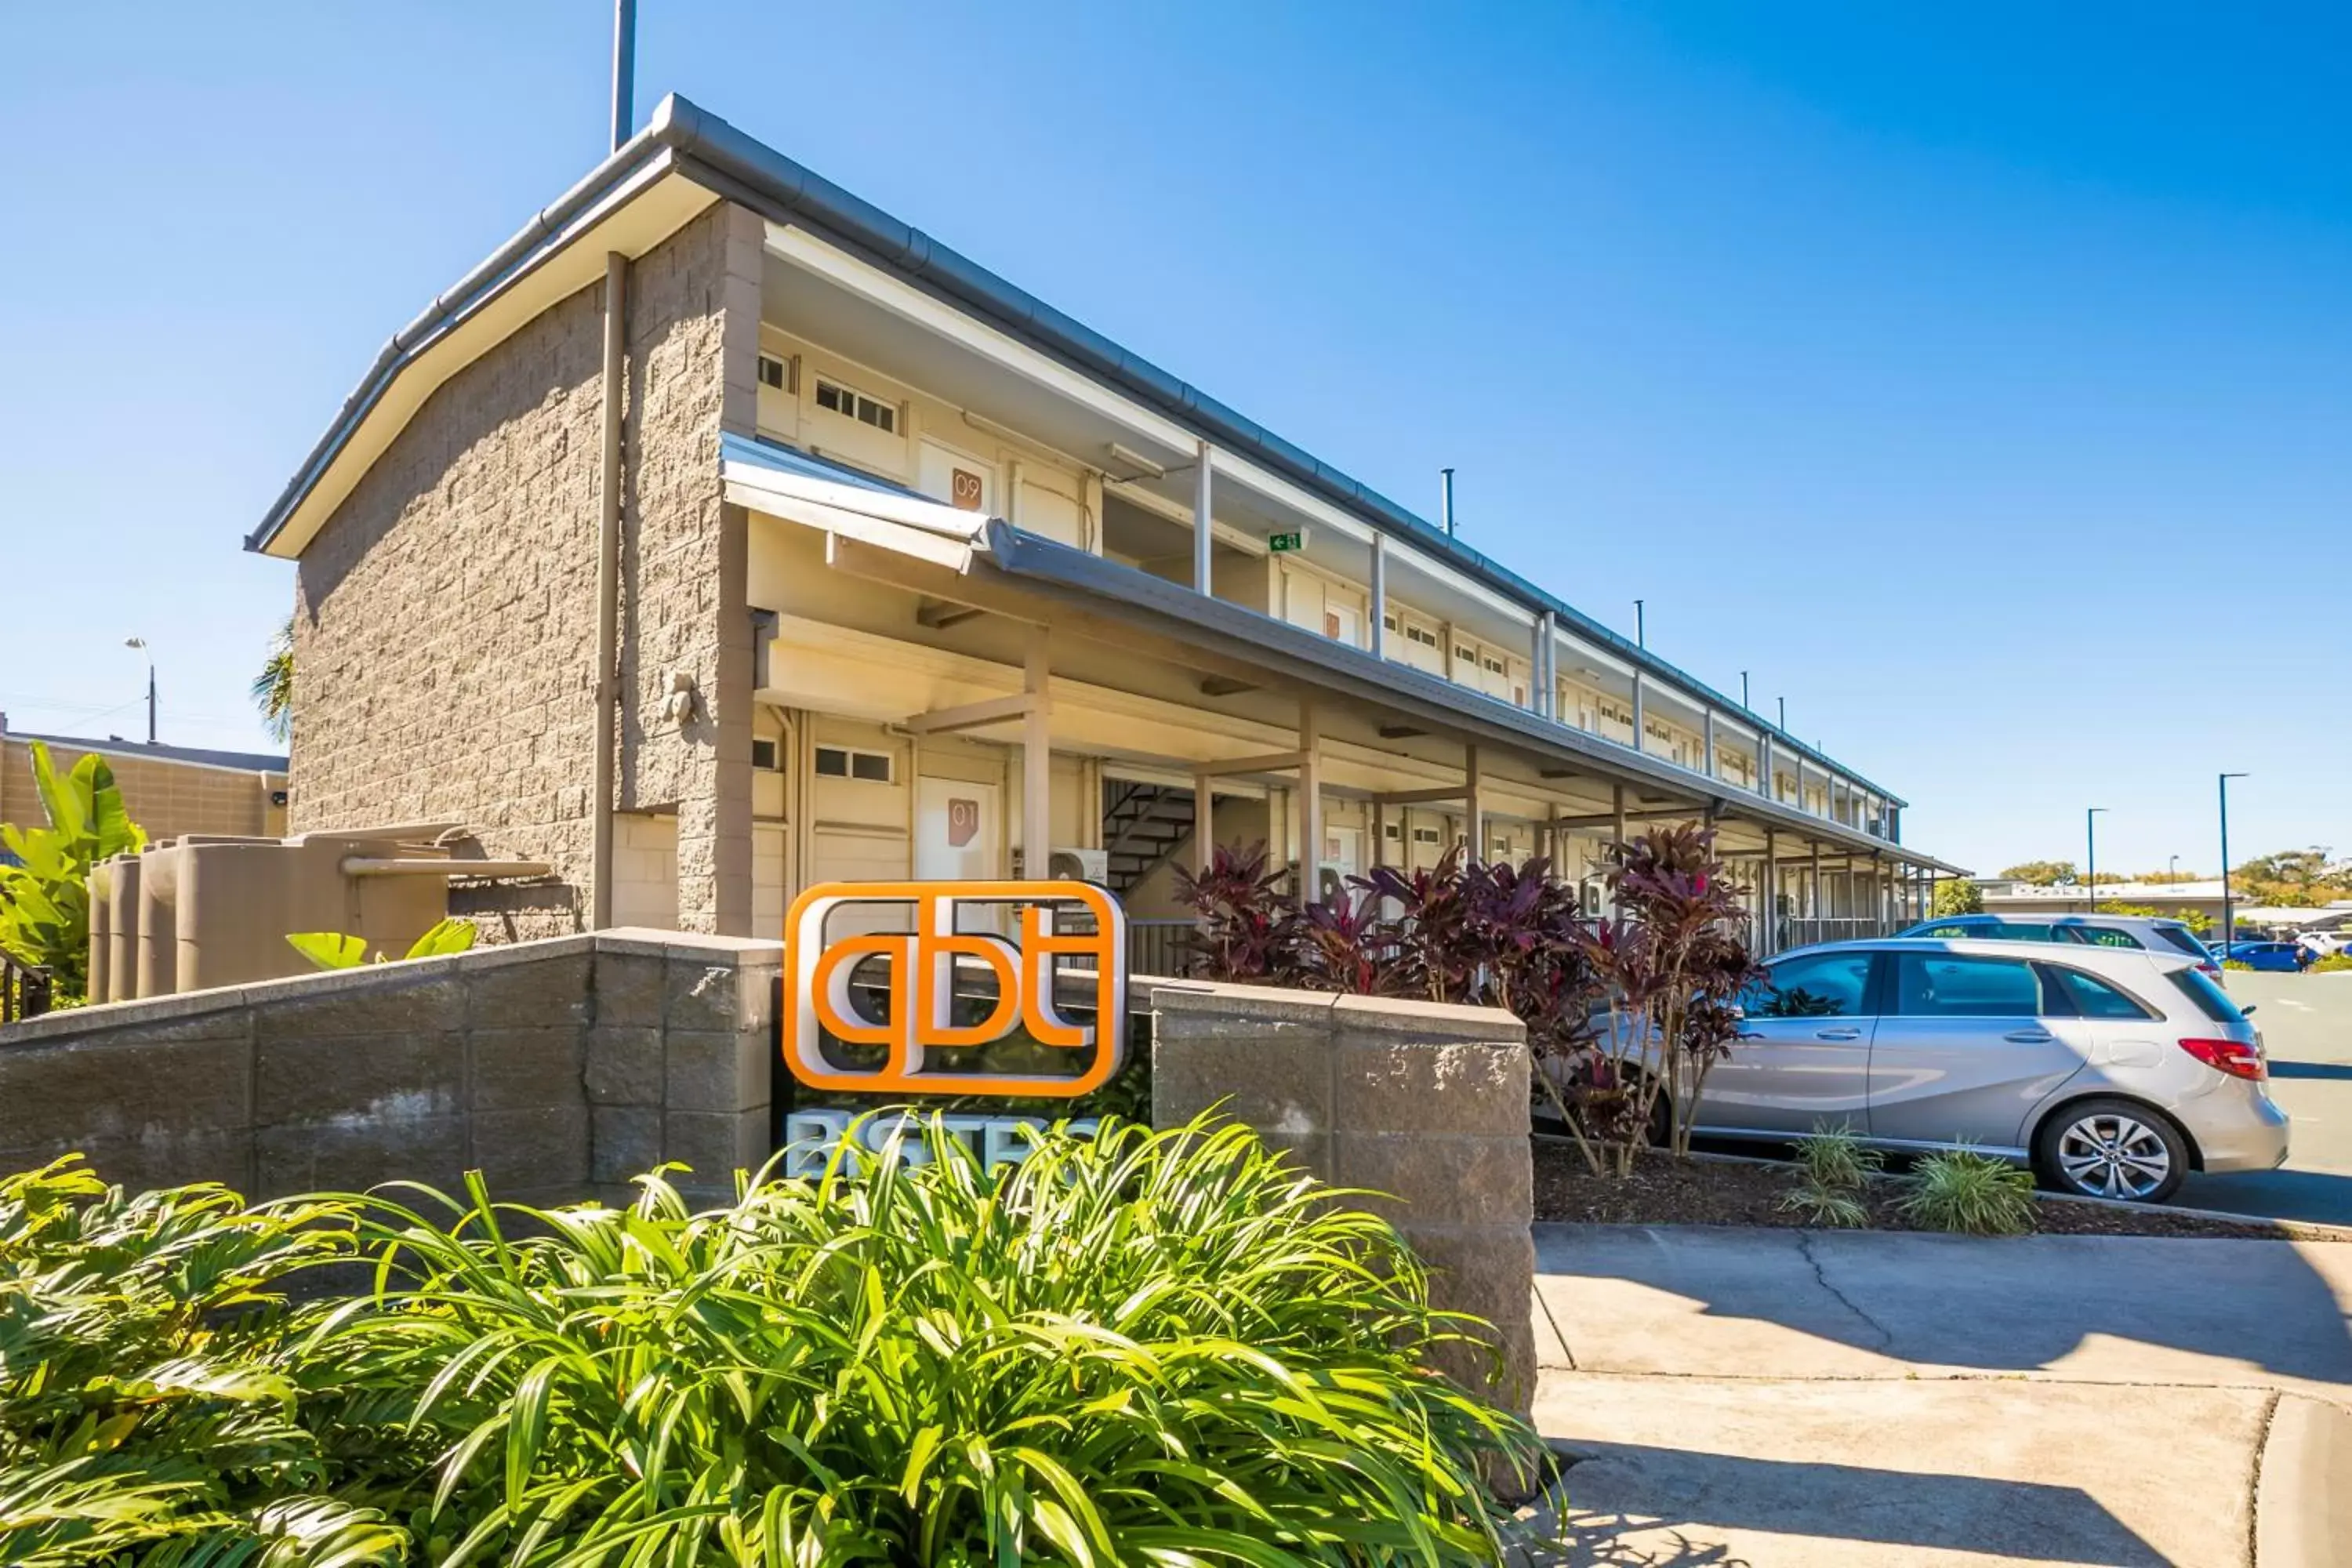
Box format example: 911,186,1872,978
1531,1138,2330,1239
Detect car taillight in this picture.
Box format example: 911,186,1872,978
2179,1036,2266,1080
2197,962,2220,977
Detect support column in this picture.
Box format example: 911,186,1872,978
1632,671,1647,756
1023,630,1052,877
1810,840,1823,943
1192,771,1212,874
1759,732,1774,799
1192,439,1214,594
1369,534,1388,659
1611,782,1627,854
1533,612,1555,717
1464,744,1483,860
1299,700,1324,902
1703,710,1717,780
1763,828,1780,956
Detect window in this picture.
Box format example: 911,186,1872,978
757,354,789,390
1893,953,2048,1017
1383,612,1399,632
751,737,781,771
814,745,894,783
2153,926,2211,957
1987,921,2063,942
1406,624,1440,648
1911,921,1980,939
815,378,897,434
1412,826,1441,845
2047,967,2155,1020
1454,644,1478,663
1383,822,1403,840
2166,967,2248,1025
1744,951,1874,1018
1483,655,1505,674
2063,924,2146,949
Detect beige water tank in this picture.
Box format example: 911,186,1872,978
87,826,550,1001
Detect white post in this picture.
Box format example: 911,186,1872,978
1759,732,1774,798
1023,630,1052,877
1632,670,1647,755
1533,612,1554,717
1192,440,1214,594
1369,534,1388,659
1704,710,1717,779
1299,700,1324,903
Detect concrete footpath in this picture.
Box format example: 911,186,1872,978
1515,1224,2352,1567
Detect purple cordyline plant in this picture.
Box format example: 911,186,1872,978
1172,829,1760,1177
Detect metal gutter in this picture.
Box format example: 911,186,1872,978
247,92,1900,807
981,524,1963,874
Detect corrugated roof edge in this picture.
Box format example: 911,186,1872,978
245,91,1904,809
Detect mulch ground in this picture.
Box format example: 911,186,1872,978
1531,1138,2328,1240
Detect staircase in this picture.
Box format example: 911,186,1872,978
1100,781,1197,895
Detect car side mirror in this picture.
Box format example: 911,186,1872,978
2241,1004,2258,1018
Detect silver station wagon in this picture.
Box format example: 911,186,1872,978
1694,938,2288,1203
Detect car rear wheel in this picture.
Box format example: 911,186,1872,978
2033,1098,2189,1204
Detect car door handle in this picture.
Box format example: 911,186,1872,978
2004,1029,2055,1044
1814,1027,1863,1041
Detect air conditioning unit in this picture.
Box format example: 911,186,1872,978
1047,847,1109,883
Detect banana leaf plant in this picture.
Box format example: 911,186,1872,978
285,917,477,971
0,742,146,1005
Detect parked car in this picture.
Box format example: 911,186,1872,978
2217,940,2305,973
1896,913,2220,975
2295,928,2352,959
1676,937,2286,1203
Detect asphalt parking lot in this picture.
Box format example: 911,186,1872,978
2176,971,2352,1223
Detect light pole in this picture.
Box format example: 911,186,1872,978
124,637,154,745
2220,773,2249,950
2085,807,2107,915
2169,854,2180,884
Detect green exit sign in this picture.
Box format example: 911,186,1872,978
1269,530,1306,553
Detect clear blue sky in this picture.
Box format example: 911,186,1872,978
2,2,2346,877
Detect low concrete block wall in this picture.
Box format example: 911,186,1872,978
1147,979,1536,1421
0,928,780,1207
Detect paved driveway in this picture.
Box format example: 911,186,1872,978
2177,971,2352,1222
1520,1224,2352,1566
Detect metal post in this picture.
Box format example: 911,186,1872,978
1022,633,1054,877
1810,840,1823,945
1610,782,1626,853
1440,467,1456,536
1763,828,1779,956
1759,731,1773,799
2220,772,2248,949
1368,534,1387,659
1192,770,1213,874
1634,599,1646,648
1533,612,1553,717
144,662,157,746
610,0,637,152
1631,671,1646,755
1192,440,1214,593
2085,806,2107,916
1703,710,1716,779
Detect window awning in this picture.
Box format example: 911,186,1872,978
719,432,995,572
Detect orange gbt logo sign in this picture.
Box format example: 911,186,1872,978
782,881,1128,1098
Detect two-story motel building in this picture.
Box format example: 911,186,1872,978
247,96,1960,963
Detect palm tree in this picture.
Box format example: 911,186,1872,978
251,615,294,744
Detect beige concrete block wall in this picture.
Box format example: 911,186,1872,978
0,739,282,844
0,928,781,1210
291,201,760,942
1147,979,1536,1421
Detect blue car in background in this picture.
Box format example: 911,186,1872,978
2216,941,2304,972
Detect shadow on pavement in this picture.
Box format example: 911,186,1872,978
2176,1163,2352,1224
1535,1225,2352,1388
2269,1060,2352,1081
1519,1446,2163,1567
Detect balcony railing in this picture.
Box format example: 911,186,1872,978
1127,920,1193,980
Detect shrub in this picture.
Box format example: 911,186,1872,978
285,917,477,971
1897,1149,2038,1236
1794,1121,1882,1192
1776,1181,1870,1229
0,1157,387,1566
1174,829,1762,1176
0,742,146,1005
2314,953,2352,973
1930,878,1984,916
1,1121,1542,1566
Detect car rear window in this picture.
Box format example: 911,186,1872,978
2064,925,2145,949
2152,926,2211,958
2165,967,2246,1025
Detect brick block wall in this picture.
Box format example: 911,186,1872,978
290,201,760,941
0,928,782,1210
1,739,283,844
1148,979,1536,1421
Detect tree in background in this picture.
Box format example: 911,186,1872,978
2000,859,2078,886
251,614,294,744
1933,878,1985,916
2230,848,2351,909
2096,901,2214,937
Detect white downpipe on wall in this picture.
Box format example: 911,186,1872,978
591,250,627,929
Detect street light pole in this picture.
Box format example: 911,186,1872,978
2220,773,2249,950
124,637,154,745
2085,807,2107,916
